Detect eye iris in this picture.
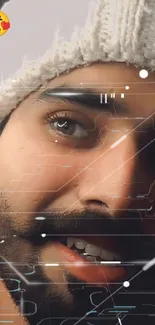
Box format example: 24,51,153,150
54,119,75,135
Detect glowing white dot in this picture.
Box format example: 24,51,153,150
123,281,130,288
35,217,46,220
41,233,46,238
125,86,130,90
55,140,58,143
139,69,148,79
0,240,4,244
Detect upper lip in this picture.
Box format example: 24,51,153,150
19,210,145,264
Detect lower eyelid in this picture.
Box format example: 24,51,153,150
45,120,98,147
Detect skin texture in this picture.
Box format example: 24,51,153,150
0,62,155,324
0,280,28,324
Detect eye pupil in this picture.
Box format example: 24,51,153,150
58,120,69,129
54,118,75,135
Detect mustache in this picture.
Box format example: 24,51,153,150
15,208,155,263
17,209,144,238
16,210,143,244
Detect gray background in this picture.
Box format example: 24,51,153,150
0,0,90,80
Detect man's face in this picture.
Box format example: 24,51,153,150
0,62,155,325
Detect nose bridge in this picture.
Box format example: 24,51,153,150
77,139,135,210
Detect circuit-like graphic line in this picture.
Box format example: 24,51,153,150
73,269,144,324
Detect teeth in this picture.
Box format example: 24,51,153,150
67,237,74,248
75,239,86,250
84,255,97,262
85,244,101,257
66,237,120,261
100,248,117,261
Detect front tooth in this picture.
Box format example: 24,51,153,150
75,238,86,250
85,244,101,257
67,237,74,248
84,255,97,262
100,249,115,260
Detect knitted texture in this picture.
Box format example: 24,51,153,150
0,0,155,121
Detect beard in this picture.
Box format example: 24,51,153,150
0,201,155,325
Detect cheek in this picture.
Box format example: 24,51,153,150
0,128,78,218
106,136,136,210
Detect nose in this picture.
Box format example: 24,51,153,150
77,137,135,213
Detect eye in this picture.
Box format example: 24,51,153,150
44,110,99,148
50,117,88,138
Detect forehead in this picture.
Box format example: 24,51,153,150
21,62,155,119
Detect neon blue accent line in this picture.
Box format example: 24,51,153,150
108,311,129,313
24,271,35,275
114,306,136,308
86,311,97,316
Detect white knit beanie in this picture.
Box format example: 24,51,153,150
0,0,155,122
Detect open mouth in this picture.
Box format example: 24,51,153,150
46,235,126,284
60,236,121,261
21,211,146,286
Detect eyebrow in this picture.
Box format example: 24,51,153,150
36,83,128,115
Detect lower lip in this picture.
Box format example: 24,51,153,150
54,243,125,284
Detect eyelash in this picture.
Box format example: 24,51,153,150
45,110,96,141
47,111,84,128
